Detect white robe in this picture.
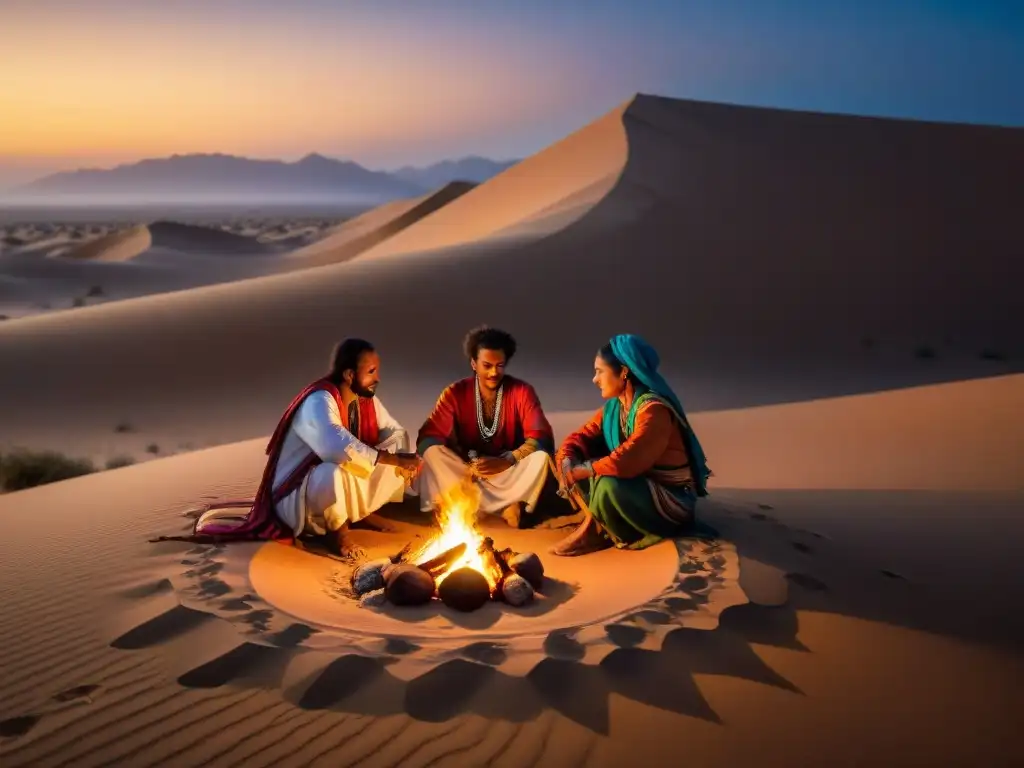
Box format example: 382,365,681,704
273,391,412,536
417,445,550,515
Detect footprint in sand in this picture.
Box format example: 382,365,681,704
785,572,828,592
52,684,101,704
0,714,40,738
0,685,101,739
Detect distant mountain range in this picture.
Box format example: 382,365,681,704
392,156,519,189
12,153,519,204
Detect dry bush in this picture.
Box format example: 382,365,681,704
0,449,95,492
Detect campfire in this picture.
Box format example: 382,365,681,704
350,480,546,612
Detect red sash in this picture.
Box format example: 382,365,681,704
189,379,379,542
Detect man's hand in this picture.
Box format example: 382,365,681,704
378,451,422,479
471,456,514,478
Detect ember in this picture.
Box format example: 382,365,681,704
350,478,546,611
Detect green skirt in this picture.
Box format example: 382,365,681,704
585,475,697,550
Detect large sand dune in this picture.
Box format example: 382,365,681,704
0,94,1018,456
291,181,477,267
0,94,1022,765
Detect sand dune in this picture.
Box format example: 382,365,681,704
0,93,1022,765
291,181,476,267
0,217,344,319
350,101,631,260
145,220,278,255
0,94,1018,456
62,224,153,262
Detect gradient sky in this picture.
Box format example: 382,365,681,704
1,0,1021,186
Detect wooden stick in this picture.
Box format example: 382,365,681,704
415,542,467,575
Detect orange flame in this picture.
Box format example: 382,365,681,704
411,478,502,590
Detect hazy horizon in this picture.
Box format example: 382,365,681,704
2,0,1021,188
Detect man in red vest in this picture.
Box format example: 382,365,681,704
416,326,555,527
193,338,421,557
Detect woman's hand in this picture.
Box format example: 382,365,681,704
568,463,592,483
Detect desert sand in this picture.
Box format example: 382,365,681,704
1,94,1022,766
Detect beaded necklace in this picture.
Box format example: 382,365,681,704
475,376,504,441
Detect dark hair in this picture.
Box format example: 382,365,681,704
597,343,639,385
463,325,517,362
328,338,375,383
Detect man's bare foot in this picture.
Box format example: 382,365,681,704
550,513,612,557
350,515,398,533
326,528,363,560
501,502,522,529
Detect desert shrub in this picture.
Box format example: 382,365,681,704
0,449,96,492
914,345,936,360
980,348,1005,361
145,443,160,455
105,455,135,470
113,421,134,433
85,285,104,297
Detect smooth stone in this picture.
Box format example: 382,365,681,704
437,567,491,612
385,564,436,606
501,573,535,606
510,552,544,591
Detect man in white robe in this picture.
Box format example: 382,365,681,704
272,339,420,555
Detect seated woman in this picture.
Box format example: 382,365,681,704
552,334,711,556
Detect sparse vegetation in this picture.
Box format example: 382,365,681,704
980,348,1006,361
0,449,96,492
914,345,937,360
114,421,134,433
145,443,160,455
105,455,135,470
85,285,105,298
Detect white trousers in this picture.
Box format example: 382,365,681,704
416,445,550,515
277,460,407,536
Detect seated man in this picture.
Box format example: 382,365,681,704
416,326,555,525
193,338,421,556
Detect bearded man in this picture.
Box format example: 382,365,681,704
415,326,554,526
192,338,421,557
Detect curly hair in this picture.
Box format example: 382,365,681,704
463,325,517,362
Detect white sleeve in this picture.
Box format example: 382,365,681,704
374,398,411,454
292,391,379,475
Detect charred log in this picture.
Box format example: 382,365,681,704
415,542,468,577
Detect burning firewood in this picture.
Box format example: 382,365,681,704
415,542,468,578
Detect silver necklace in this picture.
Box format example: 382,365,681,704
475,376,503,440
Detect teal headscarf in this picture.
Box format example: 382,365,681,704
600,334,711,495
